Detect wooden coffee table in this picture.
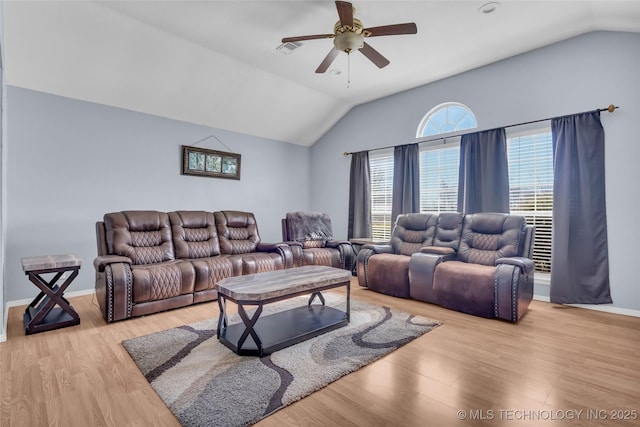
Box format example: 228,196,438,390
215,265,351,356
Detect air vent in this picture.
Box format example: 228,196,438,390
276,41,302,54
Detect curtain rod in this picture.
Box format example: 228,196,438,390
342,104,618,156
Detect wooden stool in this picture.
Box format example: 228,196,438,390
21,254,82,335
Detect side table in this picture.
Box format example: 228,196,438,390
21,254,82,335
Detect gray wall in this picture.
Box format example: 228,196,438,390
311,31,640,311
5,87,311,301
1,0,6,338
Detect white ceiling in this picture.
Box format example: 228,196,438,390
4,1,640,146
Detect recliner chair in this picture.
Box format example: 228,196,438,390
281,211,354,271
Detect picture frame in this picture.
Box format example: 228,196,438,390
181,145,241,180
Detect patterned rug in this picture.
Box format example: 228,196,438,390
122,293,440,427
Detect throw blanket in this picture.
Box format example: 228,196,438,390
286,211,333,242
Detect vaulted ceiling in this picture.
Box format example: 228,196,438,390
4,1,640,146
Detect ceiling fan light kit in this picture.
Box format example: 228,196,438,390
281,1,417,74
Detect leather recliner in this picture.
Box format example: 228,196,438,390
357,212,442,298
281,211,354,272
357,212,535,322
409,213,534,322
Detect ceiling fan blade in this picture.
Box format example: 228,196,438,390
315,48,341,73
282,34,334,43
359,42,390,69
365,23,418,37
335,1,353,28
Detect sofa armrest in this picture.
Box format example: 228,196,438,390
408,253,453,303
257,242,294,269
495,256,535,275
420,246,456,256
325,239,349,248
93,255,132,272
494,260,535,322
326,240,355,272
283,241,304,267
363,244,394,254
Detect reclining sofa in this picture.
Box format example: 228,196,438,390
94,210,294,322
357,212,535,322
281,211,355,272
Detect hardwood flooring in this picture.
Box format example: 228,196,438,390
1,278,639,426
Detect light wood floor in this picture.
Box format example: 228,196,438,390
1,278,639,426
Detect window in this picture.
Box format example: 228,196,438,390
416,102,477,138
419,143,460,213
507,131,554,273
369,149,394,241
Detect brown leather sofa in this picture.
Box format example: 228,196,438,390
357,212,534,322
281,211,355,271
94,210,293,322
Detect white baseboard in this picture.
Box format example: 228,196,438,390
1,288,96,342
534,294,640,318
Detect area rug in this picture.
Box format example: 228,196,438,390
122,293,440,427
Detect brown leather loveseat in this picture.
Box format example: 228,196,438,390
357,212,534,322
94,210,293,322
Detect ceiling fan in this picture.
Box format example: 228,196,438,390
281,1,417,73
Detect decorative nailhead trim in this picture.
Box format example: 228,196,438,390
493,265,501,318
511,267,518,322
125,264,133,318
106,266,114,322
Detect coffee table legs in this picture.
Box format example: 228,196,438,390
236,302,264,354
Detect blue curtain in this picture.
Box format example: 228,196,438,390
550,112,612,304
348,151,372,239
457,128,509,213
391,144,420,234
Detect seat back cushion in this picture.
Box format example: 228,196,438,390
284,211,333,248
390,213,438,256
214,211,261,255
104,211,174,265
458,213,525,265
169,211,221,259
433,212,464,250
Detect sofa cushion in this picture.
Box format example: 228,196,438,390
191,256,238,292
131,261,195,303
367,253,411,298
238,253,284,274
214,211,261,254
390,213,438,256
169,211,221,259
104,211,174,265
432,260,496,318
433,212,464,250
458,213,524,266
302,247,341,268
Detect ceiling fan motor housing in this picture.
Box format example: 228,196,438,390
333,18,370,52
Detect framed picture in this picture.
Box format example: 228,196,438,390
181,145,241,180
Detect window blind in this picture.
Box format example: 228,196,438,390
508,131,554,273
369,150,394,241
419,144,460,213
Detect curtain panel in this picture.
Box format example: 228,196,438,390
391,144,420,234
457,128,509,214
550,112,612,304
348,151,372,239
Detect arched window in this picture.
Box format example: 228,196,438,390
416,102,477,138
